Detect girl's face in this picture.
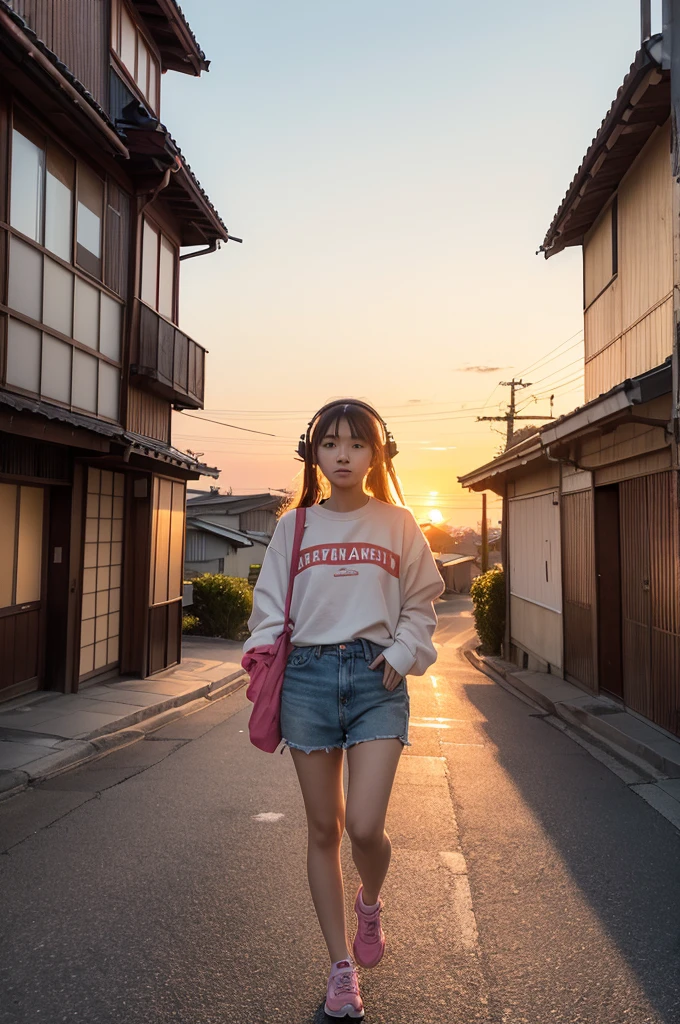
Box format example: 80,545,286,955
316,416,374,491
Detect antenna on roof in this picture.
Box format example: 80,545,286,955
641,0,651,42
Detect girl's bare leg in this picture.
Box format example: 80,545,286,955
345,738,404,904
289,747,350,964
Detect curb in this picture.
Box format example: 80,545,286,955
465,647,680,779
0,670,248,804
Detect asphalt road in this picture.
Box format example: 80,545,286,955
1,596,679,1023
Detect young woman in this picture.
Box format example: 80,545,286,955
242,399,445,1019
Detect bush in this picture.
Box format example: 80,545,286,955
190,573,253,640
470,567,505,655
182,613,200,634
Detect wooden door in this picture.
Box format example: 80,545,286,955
619,472,680,735
595,485,623,698
0,484,46,698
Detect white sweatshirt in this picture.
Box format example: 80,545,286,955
243,496,445,677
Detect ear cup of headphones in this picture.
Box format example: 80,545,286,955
296,434,307,460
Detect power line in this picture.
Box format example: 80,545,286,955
179,411,282,437
530,357,583,387
516,329,584,377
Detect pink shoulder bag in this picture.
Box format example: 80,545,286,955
241,506,306,753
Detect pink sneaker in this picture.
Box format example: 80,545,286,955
324,958,365,1018
352,884,385,968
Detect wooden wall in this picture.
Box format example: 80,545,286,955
126,386,171,442
583,121,673,400
11,0,109,110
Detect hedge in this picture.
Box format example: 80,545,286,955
470,567,505,655
186,574,253,640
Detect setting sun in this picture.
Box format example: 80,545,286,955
428,509,444,524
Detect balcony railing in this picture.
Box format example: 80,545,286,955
131,300,205,409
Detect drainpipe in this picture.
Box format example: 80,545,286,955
0,10,129,159
543,442,581,470
179,233,243,261
139,155,182,214
179,239,218,262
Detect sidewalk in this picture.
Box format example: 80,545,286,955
0,637,247,803
466,646,680,830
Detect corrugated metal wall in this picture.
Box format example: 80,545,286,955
620,471,680,735
583,122,673,401
562,490,596,690
12,0,109,110
508,493,562,612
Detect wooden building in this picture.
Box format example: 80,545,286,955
0,0,232,702
460,33,680,740
184,493,283,580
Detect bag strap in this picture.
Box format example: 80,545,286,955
283,506,306,630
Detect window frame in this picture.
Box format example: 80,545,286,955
110,0,161,114
140,214,179,323
2,107,127,422
583,195,619,312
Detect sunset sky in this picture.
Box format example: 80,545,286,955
164,0,648,528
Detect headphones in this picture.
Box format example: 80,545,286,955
296,400,399,462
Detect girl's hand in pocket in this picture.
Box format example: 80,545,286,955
368,653,403,691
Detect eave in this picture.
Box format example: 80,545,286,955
130,0,209,76
458,436,544,493
117,116,229,245
458,359,673,492
186,518,254,547
0,1,129,159
540,35,670,259
0,391,219,478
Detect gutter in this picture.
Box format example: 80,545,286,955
0,9,129,159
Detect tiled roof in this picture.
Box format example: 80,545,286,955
163,0,208,69
1,0,228,236
540,36,668,257
0,0,119,133
0,391,219,477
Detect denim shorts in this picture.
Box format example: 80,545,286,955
280,637,411,755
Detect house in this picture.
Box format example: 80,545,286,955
420,522,458,553
460,28,680,740
185,492,285,579
432,553,477,594
476,530,502,569
0,0,234,702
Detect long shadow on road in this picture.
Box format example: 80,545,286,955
457,646,680,1023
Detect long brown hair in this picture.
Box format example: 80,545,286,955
281,401,405,514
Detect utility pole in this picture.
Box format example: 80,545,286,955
481,493,489,572
477,379,555,449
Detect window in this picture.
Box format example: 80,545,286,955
6,117,126,421
583,198,618,308
111,0,160,113
150,477,185,605
0,484,44,610
76,163,104,278
140,217,177,321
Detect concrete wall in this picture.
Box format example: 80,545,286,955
510,595,563,673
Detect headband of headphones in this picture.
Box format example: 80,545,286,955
296,400,399,462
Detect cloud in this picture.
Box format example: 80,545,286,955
456,365,508,373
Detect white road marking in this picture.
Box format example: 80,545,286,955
439,850,480,952
252,812,285,822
